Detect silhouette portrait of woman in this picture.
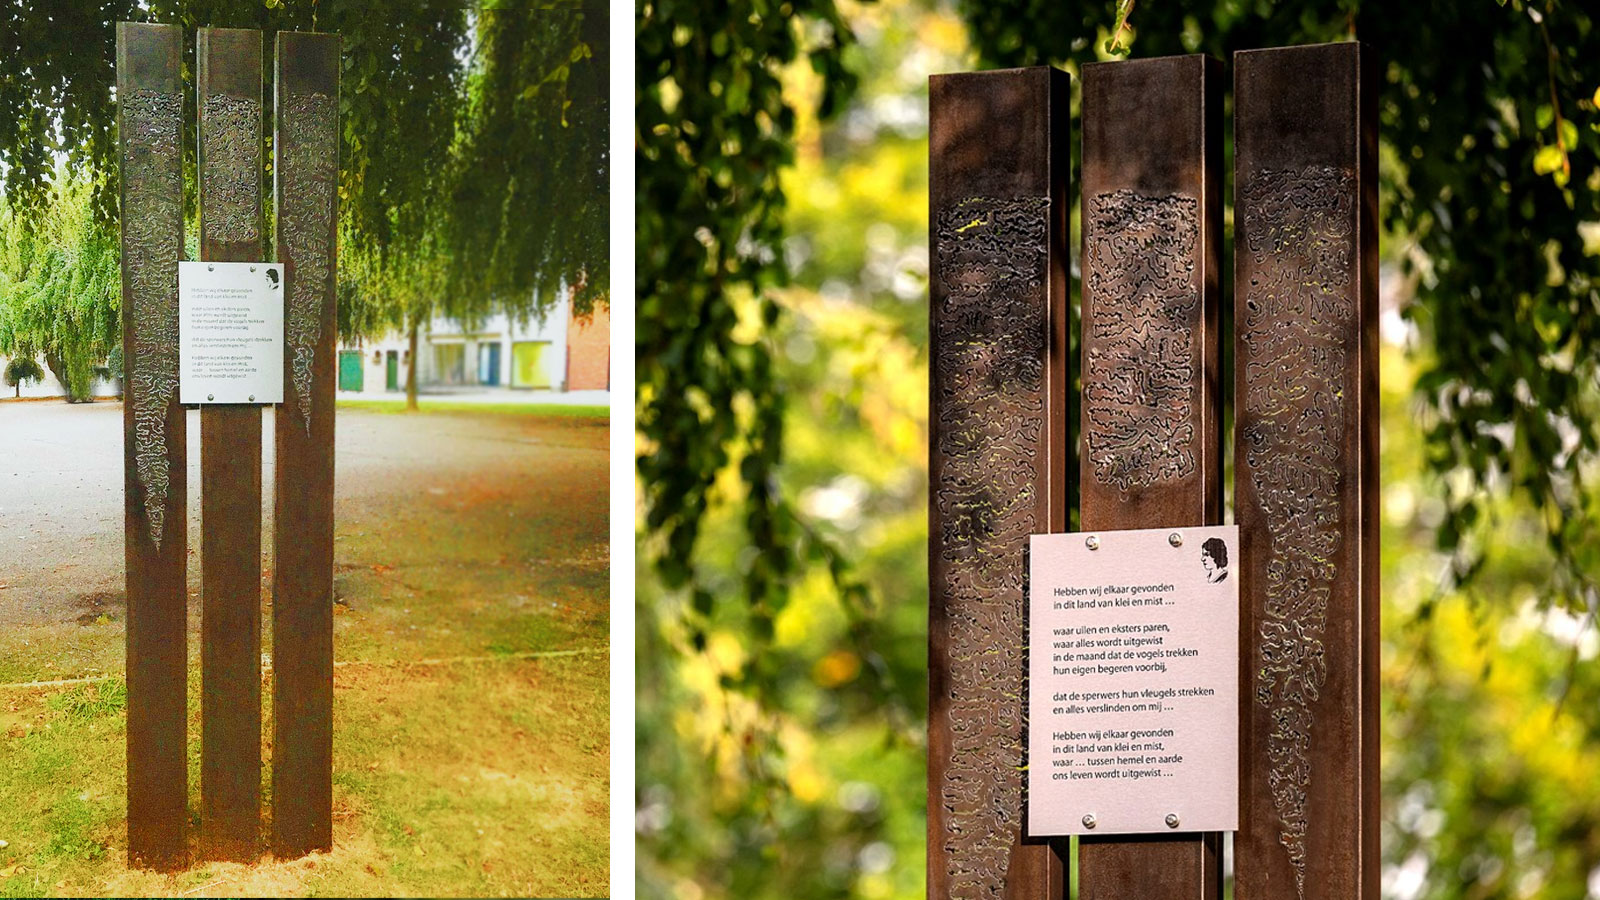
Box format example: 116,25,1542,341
1201,537,1229,584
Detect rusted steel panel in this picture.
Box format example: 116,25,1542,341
928,66,1071,900
1076,53,1225,900
1233,41,1378,900
118,20,189,872
197,26,265,864
271,29,341,860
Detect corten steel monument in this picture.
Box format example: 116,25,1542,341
117,22,340,870
927,41,1375,900
1233,42,1378,900
271,29,342,861
1076,53,1225,900
928,66,1073,899
117,21,188,872
196,26,267,863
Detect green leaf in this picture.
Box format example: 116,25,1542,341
1533,144,1565,175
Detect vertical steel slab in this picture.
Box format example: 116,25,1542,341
118,21,189,872
272,29,341,859
1075,55,1225,900
928,66,1071,900
197,26,265,863
1233,41,1378,900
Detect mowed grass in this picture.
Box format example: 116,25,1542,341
0,653,607,897
0,411,610,897
335,398,608,419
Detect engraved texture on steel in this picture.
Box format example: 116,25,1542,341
200,93,263,246
933,194,1048,898
1077,53,1222,900
281,90,337,432
118,21,189,872
123,87,183,551
1083,189,1199,492
928,66,1070,900
1234,41,1378,900
272,29,341,860
197,25,265,865
1239,163,1352,897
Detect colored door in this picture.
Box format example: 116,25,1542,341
512,341,550,389
434,344,466,385
478,343,502,387
338,350,364,392
385,350,399,391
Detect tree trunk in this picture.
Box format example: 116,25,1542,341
406,318,420,411
43,352,83,403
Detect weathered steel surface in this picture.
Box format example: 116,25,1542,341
1233,41,1378,900
271,30,341,859
197,26,265,863
1076,53,1224,900
118,21,189,872
928,66,1070,900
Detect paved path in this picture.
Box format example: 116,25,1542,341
0,398,608,630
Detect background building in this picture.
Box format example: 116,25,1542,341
337,288,610,396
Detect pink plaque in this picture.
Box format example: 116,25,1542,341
1026,525,1239,836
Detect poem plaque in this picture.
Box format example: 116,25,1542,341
179,260,284,405
1026,525,1239,837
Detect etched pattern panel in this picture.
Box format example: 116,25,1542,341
933,195,1050,900
1083,190,1199,491
201,93,261,245
1239,165,1355,899
281,91,338,432
123,88,184,550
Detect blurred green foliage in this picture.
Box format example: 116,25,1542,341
638,2,957,896
638,0,1600,898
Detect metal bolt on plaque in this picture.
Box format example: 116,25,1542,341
1169,532,1183,547
1167,814,1181,829
1083,814,1098,829
1086,535,1100,550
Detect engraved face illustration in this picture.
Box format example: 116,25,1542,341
1201,537,1229,584
266,268,280,290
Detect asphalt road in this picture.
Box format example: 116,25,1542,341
0,399,608,631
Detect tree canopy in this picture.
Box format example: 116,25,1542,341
0,169,119,401
0,0,607,360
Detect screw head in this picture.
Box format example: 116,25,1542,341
1082,814,1097,829
1165,813,1180,829
248,395,255,402
1168,532,1183,548
1086,535,1100,551
249,266,256,272
207,393,215,401
207,264,215,272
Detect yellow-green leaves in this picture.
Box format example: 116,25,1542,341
1533,143,1565,175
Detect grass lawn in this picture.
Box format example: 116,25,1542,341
0,653,606,897
0,455,609,896
334,398,609,419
